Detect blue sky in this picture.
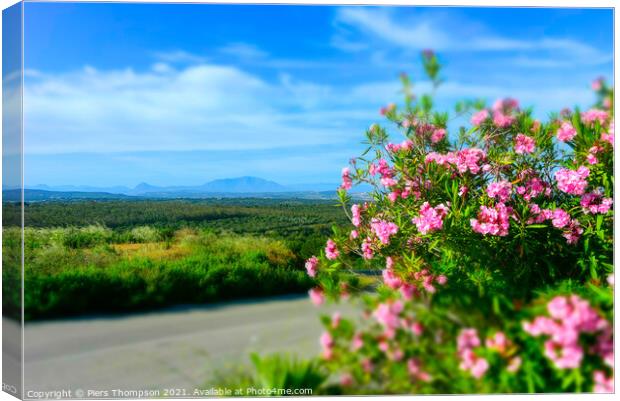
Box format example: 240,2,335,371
21,2,613,187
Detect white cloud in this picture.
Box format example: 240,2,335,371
152,50,207,64
333,7,609,64
23,56,597,156
23,63,372,155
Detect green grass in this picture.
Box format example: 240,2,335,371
3,225,315,320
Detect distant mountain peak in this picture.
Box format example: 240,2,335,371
134,182,158,190
201,176,287,193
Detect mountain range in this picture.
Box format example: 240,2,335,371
13,176,372,201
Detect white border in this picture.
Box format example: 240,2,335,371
0,1,617,401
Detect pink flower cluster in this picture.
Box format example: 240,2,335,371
341,167,353,190
362,237,374,260
305,256,319,277
516,176,551,201
457,329,489,378
370,159,398,188
527,205,583,244
431,128,446,143
382,257,402,289
556,121,577,142
486,180,512,202
593,370,614,393
320,331,334,359
522,295,612,370
514,134,535,154
412,202,449,235
325,239,339,260
407,358,432,382
580,191,613,215
309,287,325,306
351,204,362,227
493,111,516,128
586,145,603,165
425,148,487,175
471,109,490,126
370,219,399,244
381,258,446,297
601,121,614,147
470,203,512,236
554,166,590,195
373,300,404,331
581,109,609,127
385,140,413,153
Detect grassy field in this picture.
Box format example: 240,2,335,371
2,199,350,320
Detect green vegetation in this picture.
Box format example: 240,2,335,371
2,199,349,320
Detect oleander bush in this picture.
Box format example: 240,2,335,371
305,51,614,394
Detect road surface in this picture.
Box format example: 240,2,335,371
17,295,354,394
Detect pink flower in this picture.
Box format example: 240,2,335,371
308,287,325,306
601,121,614,147
400,283,417,300
339,373,354,387
413,202,450,235
352,333,364,351
592,77,603,91
593,371,614,393
471,109,489,126
361,237,374,260
562,220,583,245
493,111,515,128
580,191,613,214
325,239,339,260
436,275,448,285
514,134,535,154
410,321,424,336
581,109,609,126
457,328,489,379
493,98,519,112
368,163,378,176
331,312,341,328
361,358,373,373
523,295,611,370
407,358,432,381
486,180,512,202
485,331,508,353
556,121,577,142
350,229,359,239
320,331,333,349
351,204,361,227
458,185,469,197
425,148,486,175
555,166,589,195
516,176,551,201
373,301,403,329
607,274,614,287
370,219,399,244
431,128,446,143
341,167,353,190
470,203,512,236
380,103,396,116
470,358,490,379
382,257,402,289
586,153,598,165
305,256,319,277
551,209,571,229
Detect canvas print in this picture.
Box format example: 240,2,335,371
1,1,615,398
